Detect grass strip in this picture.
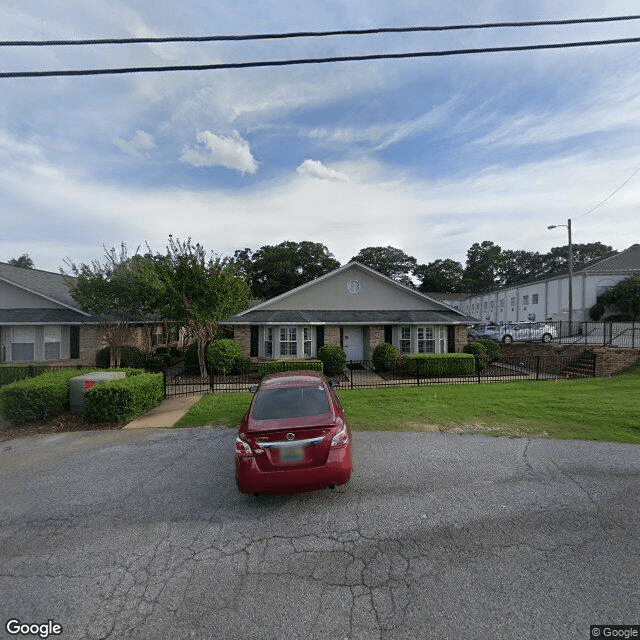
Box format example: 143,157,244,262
173,364,640,444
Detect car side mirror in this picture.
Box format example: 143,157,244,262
248,385,258,393
329,379,340,388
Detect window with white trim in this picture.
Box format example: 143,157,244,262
44,326,61,360
399,326,411,354
11,327,35,362
303,327,312,357
280,327,298,356
264,327,273,358
417,326,436,353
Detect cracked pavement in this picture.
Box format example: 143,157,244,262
1,428,638,639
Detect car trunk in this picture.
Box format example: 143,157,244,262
244,420,335,472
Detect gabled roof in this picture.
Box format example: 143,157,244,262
0,262,88,315
580,244,640,274
226,261,474,324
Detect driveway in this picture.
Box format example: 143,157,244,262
1,428,638,640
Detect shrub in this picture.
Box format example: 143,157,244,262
96,345,146,368
82,373,164,422
476,339,502,362
372,343,400,372
0,364,49,387
145,352,173,371
403,353,475,377
234,355,252,374
205,339,243,374
463,341,490,370
0,369,90,425
317,344,347,376
256,360,323,379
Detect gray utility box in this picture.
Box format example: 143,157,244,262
70,371,126,413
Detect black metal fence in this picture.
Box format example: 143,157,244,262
162,353,596,396
470,321,640,348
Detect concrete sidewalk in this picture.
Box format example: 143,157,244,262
124,395,203,430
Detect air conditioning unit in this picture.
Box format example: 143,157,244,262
70,371,126,413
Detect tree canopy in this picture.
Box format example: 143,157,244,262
8,254,34,268
349,246,417,287
244,241,340,300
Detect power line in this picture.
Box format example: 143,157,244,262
2,36,640,79
2,15,640,47
577,165,640,219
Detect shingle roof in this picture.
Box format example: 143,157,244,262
0,309,91,324
580,244,640,273
0,262,85,312
225,309,469,325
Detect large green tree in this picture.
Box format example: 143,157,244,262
350,246,417,287
153,237,251,377
248,241,340,300
544,242,616,274
414,259,464,293
462,241,502,293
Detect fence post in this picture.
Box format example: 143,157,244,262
536,356,540,381
350,362,354,390
476,355,481,384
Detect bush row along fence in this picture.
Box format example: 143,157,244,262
473,321,640,348
162,352,597,396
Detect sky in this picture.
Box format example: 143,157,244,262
2,1,640,274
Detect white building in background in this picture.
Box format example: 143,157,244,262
453,244,640,324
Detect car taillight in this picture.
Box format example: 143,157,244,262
235,437,254,457
330,424,349,448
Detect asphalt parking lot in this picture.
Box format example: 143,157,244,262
1,428,638,640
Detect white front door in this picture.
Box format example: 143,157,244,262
343,326,363,361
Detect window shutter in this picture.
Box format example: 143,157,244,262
250,326,259,358
384,325,392,344
316,326,324,350
70,326,80,359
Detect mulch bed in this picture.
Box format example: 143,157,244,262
0,413,125,442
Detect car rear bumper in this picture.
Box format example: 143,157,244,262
235,446,352,494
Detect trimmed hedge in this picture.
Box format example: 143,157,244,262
83,373,164,422
257,360,323,379
372,343,400,372
0,368,91,425
317,344,347,376
205,339,243,374
403,353,475,377
0,364,49,386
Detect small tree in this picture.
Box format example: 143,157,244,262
8,254,34,269
64,245,165,367
154,237,251,378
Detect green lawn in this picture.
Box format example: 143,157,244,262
173,363,640,444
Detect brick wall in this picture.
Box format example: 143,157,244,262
454,325,468,352
324,326,341,347
234,325,252,358
501,343,640,377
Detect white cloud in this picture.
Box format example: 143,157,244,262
180,130,259,174
296,159,348,182
115,130,156,157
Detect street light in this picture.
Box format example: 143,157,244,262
547,218,573,328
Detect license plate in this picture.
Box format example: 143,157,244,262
279,446,304,463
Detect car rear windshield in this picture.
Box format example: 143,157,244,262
252,385,330,420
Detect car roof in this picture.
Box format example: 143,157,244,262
259,370,327,389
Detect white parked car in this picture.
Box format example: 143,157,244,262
490,322,557,343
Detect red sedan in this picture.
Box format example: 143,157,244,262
235,371,352,495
